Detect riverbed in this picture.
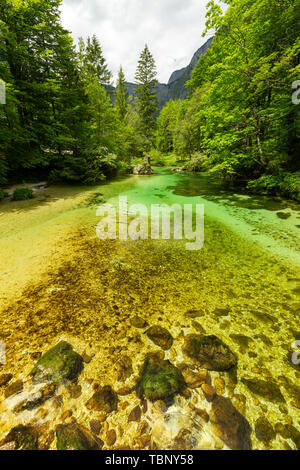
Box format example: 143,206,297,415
0,168,299,450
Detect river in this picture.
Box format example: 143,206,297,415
0,168,299,450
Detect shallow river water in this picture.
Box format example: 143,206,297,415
0,168,299,450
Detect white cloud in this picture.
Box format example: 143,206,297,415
60,0,218,85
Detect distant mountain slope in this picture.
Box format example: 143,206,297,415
107,37,213,107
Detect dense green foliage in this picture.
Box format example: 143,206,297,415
1,0,298,200
156,0,300,199
0,0,155,185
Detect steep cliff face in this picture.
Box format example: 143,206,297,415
166,37,214,101
107,37,213,107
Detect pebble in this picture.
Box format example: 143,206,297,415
128,405,141,422
106,429,117,446
4,380,23,398
182,368,208,388
0,373,13,387
82,351,93,364
89,420,102,435
214,378,225,395
61,410,73,421
202,384,216,402
154,400,168,413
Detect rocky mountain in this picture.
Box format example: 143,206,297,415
106,37,213,108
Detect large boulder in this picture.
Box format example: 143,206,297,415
56,423,103,450
183,335,237,371
29,341,83,385
136,356,185,402
133,164,154,175
210,396,252,450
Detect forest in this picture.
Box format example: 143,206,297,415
0,0,299,200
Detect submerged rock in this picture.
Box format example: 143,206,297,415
56,423,103,450
255,417,276,443
128,405,141,423
4,380,23,398
230,334,253,350
130,316,149,329
86,385,118,413
116,355,133,381
183,335,237,371
136,356,185,402
181,368,208,389
5,382,56,413
0,425,38,450
133,164,154,175
241,378,285,403
0,373,13,387
210,396,252,450
276,212,291,220
146,326,173,350
29,341,83,385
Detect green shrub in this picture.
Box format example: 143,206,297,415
280,172,300,201
83,147,119,184
0,188,5,200
13,187,33,201
247,175,281,195
185,153,207,172
148,149,165,166
247,172,300,201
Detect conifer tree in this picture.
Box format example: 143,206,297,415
134,44,158,141
115,66,128,121
79,35,112,85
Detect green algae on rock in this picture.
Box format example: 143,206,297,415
0,425,39,450
86,385,118,413
211,396,252,450
56,423,103,450
29,341,83,385
145,325,173,350
183,334,237,371
136,356,185,402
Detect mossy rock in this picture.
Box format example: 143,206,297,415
56,423,103,450
136,356,185,402
30,341,83,385
183,334,237,371
0,425,38,450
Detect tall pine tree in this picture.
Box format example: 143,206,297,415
78,35,112,85
134,44,158,143
115,66,128,121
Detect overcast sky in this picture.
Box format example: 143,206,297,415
60,0,219,85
